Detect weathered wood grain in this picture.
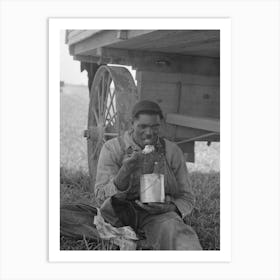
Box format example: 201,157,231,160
166,113,220,133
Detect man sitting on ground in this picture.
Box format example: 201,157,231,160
95,100,202,250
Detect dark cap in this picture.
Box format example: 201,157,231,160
132,100,163,119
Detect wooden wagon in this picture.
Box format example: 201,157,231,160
65,30,220,191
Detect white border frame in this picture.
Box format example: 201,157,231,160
49,18,231,262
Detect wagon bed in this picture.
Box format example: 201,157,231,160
65,29,220,189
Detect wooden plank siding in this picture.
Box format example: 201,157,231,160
66,30,220,65
136,71,219,86
166,114,220,133
179,84,220,119
136,71,219,143
66,30,102,45
98,30,219,58
68,30,156,56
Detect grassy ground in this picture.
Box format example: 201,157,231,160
60,84,220,250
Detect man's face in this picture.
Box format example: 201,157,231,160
132,113,162,148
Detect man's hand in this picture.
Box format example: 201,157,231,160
122,151,143,172
114,151,143,191
135,200,178,215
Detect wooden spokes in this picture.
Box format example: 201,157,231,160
90,74,118,160
87,65,138,192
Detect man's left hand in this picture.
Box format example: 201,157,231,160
135,200,177,215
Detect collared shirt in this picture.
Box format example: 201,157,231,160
95,131,195,219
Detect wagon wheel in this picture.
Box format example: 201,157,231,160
85,65,138,192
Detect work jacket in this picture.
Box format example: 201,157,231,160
94,131,195,223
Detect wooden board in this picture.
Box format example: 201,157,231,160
74,47,220,75
166,113,220,133
107,30,219,57
136,71,219,120
66,30,102,45
69,30,155,56
67,30,220,58
137,71,219,86
179,84,220,119
175,127,220,141
136,70,220,144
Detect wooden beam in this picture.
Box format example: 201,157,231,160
99,47,219,75
136,71,219,86
176,132,217,144
71,47,219,76
70,30,156,56
166,113,220,133
72,30,120,55
103,30,219,57
117,30,128,40
67,30,102,45
73,55,101,63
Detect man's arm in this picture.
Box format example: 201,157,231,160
167,142,195,219
94,140,142,207
94,141,123,207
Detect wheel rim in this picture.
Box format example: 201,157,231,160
86,65,138,190
88,69,119,160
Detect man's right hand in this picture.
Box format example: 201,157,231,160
122,151,143,171
114,151,143,191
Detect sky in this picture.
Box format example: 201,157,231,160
60,30,88,85
60,30,135,85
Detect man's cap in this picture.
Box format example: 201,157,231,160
132,100,163,119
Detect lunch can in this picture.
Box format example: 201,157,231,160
140,173,165,203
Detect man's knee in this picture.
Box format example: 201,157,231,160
157,214,180,233
142,212,202,250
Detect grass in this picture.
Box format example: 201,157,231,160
60,84,220,250
60,167,220,250
60,84,89,171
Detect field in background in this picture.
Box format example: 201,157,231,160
60,84,89,172
60,84,220,250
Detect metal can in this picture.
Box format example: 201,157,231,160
140,173,165,203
